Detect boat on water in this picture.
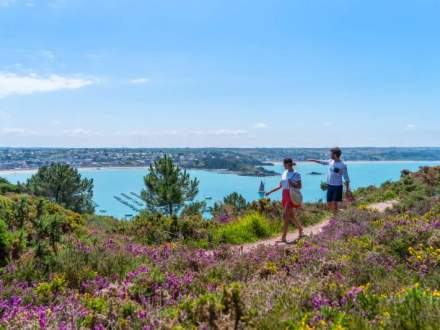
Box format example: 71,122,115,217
309,171,323,176
99,210,107,213
258,181,265,198
205,196,213,200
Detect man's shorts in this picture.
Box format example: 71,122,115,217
327,185,343,202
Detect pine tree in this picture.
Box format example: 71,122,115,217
142,155,199,216
26,163,94,213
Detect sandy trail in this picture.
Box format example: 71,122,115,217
237,200,397,253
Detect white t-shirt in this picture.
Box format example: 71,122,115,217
320,160,349,186
281,170,301,189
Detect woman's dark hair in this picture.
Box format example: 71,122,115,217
330,147,342,158
283,158,293,165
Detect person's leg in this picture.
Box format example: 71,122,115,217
327,185,336,216
289,208,303,236
330,201,338,216
332,185,343,216
280,207,291,241
327,185,340,216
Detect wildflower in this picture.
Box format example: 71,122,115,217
38,309,47,329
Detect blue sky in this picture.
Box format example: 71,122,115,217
0,0,439,147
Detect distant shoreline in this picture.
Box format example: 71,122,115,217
0,166,149,176
267,160,440,165
0,166,279,178
1,160,440,176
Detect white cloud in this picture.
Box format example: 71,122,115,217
323,121,334,127
406,124,416,129
253,122,267,129
128,78,150,85
0,72,97,98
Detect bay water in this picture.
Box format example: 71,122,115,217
2,161,439,219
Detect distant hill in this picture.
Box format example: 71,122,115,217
1,147,440,171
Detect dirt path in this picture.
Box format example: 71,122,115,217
238,200,397,253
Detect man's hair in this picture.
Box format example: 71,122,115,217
330,147,342,158
283,158,293,165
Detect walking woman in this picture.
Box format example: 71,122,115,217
266,158,304,242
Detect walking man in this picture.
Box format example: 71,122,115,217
308,147,350,216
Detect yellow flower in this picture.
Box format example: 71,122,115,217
299,315,314,330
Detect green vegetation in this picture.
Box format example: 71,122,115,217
211,192,249,217
211,212,278,244
142,155,199,215
25,163,95,213
355,166,440,209
0,177,23,194
1,163,440,328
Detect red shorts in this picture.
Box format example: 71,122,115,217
282,189,300,209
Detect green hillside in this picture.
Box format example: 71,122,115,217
0,167,439,329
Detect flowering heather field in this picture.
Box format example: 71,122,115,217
1,167,440,329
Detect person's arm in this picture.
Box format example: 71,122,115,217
343,166,351,191
308,159,330,165
266,182,282,196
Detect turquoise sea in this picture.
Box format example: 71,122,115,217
2,161,440,219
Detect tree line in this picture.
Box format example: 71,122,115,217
2,155,207,217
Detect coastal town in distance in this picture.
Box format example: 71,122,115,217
1,147,440,176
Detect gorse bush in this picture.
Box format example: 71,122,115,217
0,186,84,277
0,219,11,264
121,211,219,246
0,177,23,194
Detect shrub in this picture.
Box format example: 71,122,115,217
212,213,277,244
0,218,11,264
